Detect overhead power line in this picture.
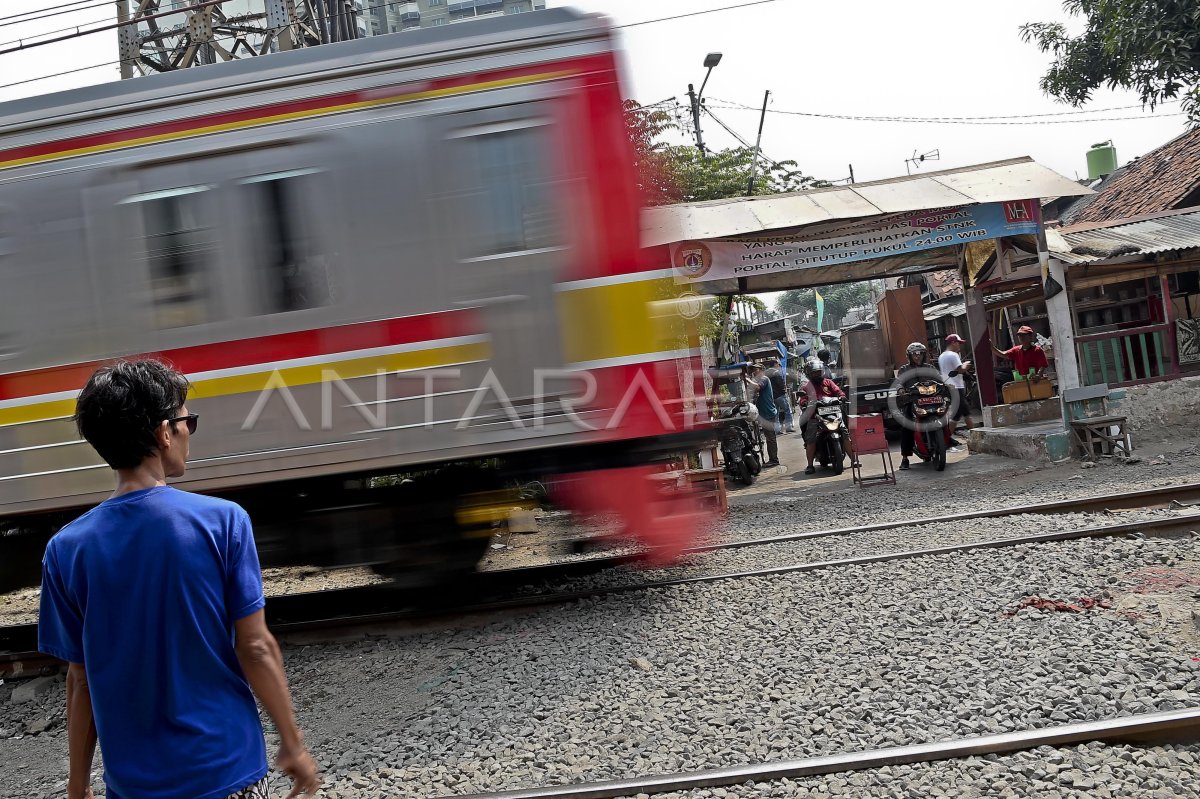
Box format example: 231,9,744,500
1,13,123,50
706,97,1185,125
0,0,229,57
702,105,795,177
618,0,781,29
0,0,109,28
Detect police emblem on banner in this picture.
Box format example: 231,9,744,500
673,241,713,279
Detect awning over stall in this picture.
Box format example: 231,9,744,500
643,157,1090,294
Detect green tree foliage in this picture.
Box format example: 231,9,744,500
775,282,880,330
622,101,828,206
698,295,768,341
1022,1,1200,122
622,100,680,207
665,144,823,203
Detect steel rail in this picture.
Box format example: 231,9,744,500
178,511,1200,643
440,709,1200,799
694,480,1200,554
375,511,1200,620
4,493,1198,675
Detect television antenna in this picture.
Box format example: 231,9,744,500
905,148,940,176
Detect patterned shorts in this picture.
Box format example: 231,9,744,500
225,776,272,799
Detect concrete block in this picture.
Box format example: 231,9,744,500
982,397,1062,428
10,675,57,704
968,421,1072,464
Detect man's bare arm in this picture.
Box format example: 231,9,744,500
66,662,97,799
234,610,320,798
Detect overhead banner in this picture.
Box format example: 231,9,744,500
670,199,1040,284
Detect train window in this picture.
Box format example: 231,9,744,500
121,186,217,329
241,169,330,314
451,124,562,258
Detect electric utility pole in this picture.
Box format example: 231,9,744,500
746,89,770,196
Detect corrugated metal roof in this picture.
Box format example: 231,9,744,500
1052,209,1200,265
1058,128,1200,226
642,157,1091,247
923,300,965,321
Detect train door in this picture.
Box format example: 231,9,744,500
429,102,571,406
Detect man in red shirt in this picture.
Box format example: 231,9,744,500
994,325,1048,380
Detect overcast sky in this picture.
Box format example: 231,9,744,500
1,0,1188,183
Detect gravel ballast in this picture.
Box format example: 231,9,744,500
515,507,1196,596
4,531,1197,798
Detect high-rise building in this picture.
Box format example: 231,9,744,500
364,0,547,36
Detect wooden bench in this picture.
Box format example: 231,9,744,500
1062,384,1132,460
652,463,729,514
683,467,728,513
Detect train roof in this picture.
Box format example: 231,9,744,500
0,7,606,133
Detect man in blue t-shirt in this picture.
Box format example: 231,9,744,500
747,364,780,467
39,360,319,799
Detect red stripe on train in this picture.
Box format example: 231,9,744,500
0,57,611,167
0,308,481,402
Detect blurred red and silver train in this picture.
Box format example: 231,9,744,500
0,8,709,587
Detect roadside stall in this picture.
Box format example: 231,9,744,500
645,157,1091,471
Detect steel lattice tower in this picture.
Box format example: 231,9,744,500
115,0,365,78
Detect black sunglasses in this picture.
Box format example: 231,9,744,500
166,413,199,435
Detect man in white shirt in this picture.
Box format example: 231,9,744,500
938,334,975,451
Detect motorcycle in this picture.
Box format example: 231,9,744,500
806,396,849,475
900,379,952,471
717,401,764,485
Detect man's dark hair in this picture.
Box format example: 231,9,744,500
74,360,190,469
817,348,831,363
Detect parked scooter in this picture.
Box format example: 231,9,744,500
899,379,952,471
717,401,764,485
810,397,849,475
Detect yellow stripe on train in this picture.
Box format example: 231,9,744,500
556,275,701,366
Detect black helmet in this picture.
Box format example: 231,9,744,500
804,357,825,381
906,342,928,363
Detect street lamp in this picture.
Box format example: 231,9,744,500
688,52,723,155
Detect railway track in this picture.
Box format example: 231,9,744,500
442,709,1200,799
4,483,1198,677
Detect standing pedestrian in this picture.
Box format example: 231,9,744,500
938,333,975,451
748,364,781,467
764,359,794,433
39,360,320,799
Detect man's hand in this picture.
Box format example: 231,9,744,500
277,742,321,798
960,360,973,373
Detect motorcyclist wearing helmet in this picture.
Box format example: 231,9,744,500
896,341,943,470
797,357,846,475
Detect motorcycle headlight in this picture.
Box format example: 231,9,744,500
917,384,938,396
823,419,840,431
915,407,928,417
